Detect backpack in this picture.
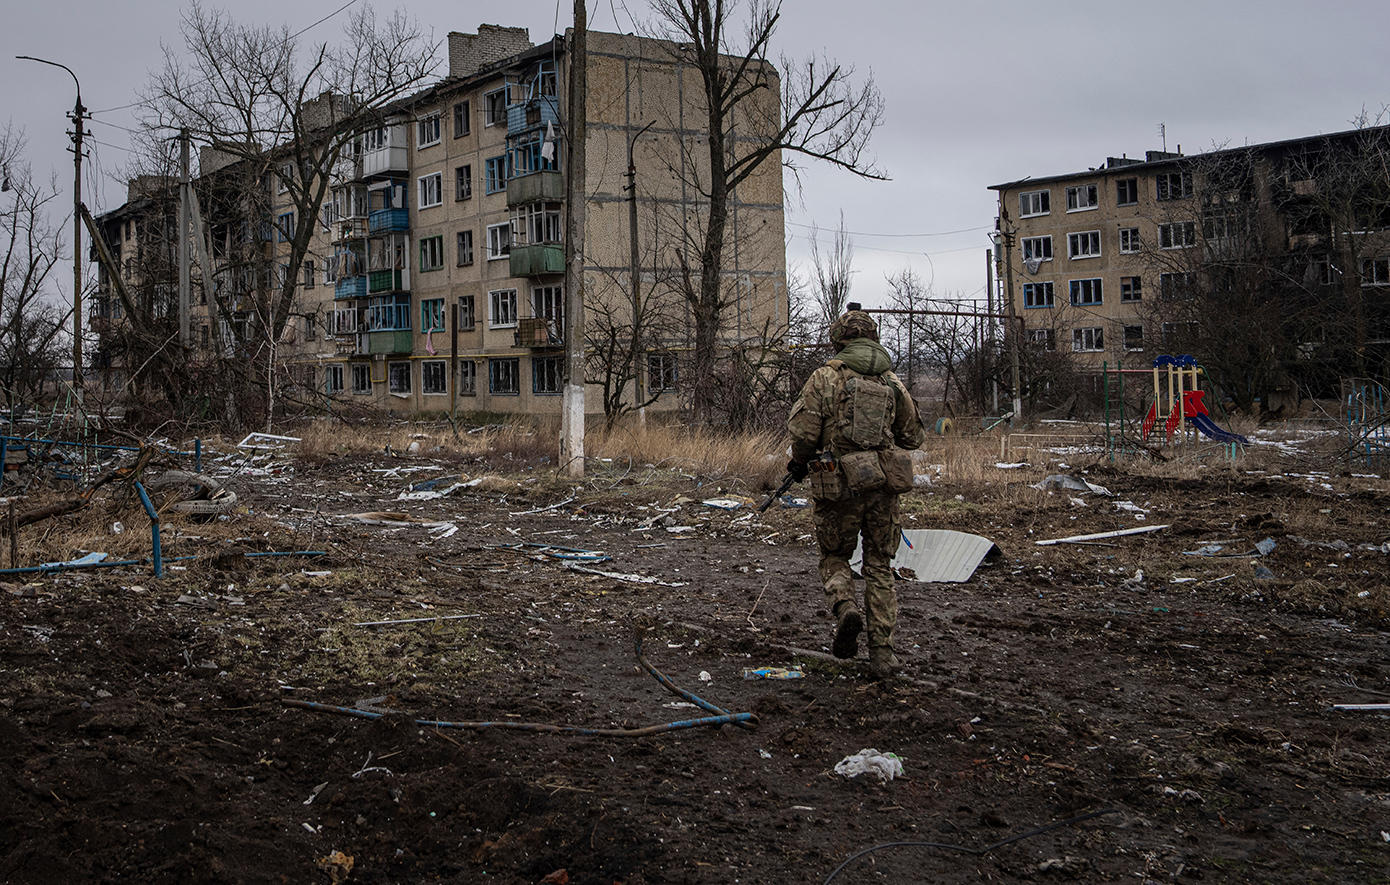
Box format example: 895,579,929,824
833,368,897,453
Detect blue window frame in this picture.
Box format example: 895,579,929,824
484,156,509,194
367,293,411,331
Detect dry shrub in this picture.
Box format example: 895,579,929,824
587,421,784,487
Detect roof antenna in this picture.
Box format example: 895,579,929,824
1159,122,1167,153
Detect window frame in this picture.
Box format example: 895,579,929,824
1021,236,1052,262
484,156,508,194
1123,324,1145,352
489,357,520,395
453,100,471,138
1072,327,1104,352
418,172,443,209
421,359,448,395
1067,230,1101,259
458,359,477,396
1361,257,1390,286
455,164,472,201
421,297,445,332
1156,170,1193,201
276,211,295,243
648,353,679,391
483,88,508,127
1022,281,1054,308
1158,221,1197,250
1120,276,1143,302
1019,190,1050,218
419,235,444,272
456,229,474,266
489,288,518,329
457,295,476,331
388,360,412,394
486,223,511,260
1159,271,1197,300
1119,226,1141,254
1065,184,1098,212
1116,177,1139,206
532,355,563,395
1028,328,1056,351
1069,278,1103,306
325,365,344,394
351,363,372,394
417,113,441,148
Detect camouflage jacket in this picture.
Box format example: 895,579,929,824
787,338,925,464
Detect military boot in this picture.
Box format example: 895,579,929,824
868,646,899,679
831,601,864,659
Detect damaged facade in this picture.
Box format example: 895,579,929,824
92,25,788,417
989,125,1390,406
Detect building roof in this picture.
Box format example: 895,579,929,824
988,123,1390,192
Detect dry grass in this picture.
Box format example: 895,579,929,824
587,421,785,487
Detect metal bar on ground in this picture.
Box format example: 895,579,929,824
1036,525,1169,546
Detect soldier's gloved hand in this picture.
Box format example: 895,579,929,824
786,460,809,481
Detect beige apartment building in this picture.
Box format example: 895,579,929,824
990,127,1390,407
94,25,788,420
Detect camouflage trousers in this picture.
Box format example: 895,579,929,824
812,489,902,650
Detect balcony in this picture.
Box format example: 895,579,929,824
335,218,368,242
507,170,563,206
335,276,367,300
361,145,408,179
365,329,413,355
368,268,408,294
507,97,561,135
515,317,561,348
510,243,564,277
368,208,409,234
334,337,360,356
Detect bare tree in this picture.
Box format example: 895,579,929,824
137,2,435,427
0,126,69,410
646,0,885,421
808,211,855,333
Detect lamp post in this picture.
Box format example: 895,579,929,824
17,56,87,398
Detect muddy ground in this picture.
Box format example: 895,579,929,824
2,427,1390,884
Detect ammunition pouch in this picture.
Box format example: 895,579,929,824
880,447,914,494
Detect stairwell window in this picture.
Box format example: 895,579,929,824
1023,282,1054,308
455,165,472,201
1119,227,1140,254
417,113,441,147
1019,190,1050,218
1069,278,1103,306
1066,184,1098,211
418,172,443,209
1116,177,1138,206
457,295,476,331
453,100,471,137
456,230,474,266
1072,327,1104,352
419,235,444,272
1067,231,1101,259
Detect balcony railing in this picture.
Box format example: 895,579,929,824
509,243,564,277
368,268,407,294
507,97,560,134
368,208,409,234
515,316,562,348
507,170,563,205
335,276,367,300
365,329,413,355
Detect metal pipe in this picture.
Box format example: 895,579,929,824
634,628,755,729
0,435,194,456
134,481,161,578
243,551,327,558
195,438,202,473
0,559,143,576
282,698,755,736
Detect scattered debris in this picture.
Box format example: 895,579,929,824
852,530,1001,583
1035,525,1169,546
565,564,687,586
703,497,752,510
236,432,300,448
743,667,804,680
834,749,904,782
1032,475,1113,496
315,851,354,885
1183,538,1276,557
342,512,452,527
353,614,483,628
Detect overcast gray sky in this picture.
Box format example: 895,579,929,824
6,0,1390,310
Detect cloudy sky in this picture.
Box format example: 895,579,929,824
5,0,1390,310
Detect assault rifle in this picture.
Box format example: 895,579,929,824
757,471,798,512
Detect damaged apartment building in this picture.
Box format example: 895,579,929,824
989,125,1390,408
93,25,788,416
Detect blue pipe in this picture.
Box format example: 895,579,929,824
0,436,6,492
0,436,195,457
0,559,144,576
134,481,162,578
195,438,202,473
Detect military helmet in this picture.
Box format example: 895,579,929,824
828,308,879,348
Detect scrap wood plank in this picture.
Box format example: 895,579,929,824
1035,524,1169,546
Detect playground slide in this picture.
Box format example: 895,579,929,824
1186,413,1249,445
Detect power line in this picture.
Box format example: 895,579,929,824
787,220,989,239
787,232,984,258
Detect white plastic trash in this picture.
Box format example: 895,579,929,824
834,748,904,782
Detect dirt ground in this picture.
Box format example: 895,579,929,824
2,425,1390,884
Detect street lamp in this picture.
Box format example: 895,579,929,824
17,55,87,398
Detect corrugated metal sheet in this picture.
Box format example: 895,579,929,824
851,529,999,583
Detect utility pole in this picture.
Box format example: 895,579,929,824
179,130,191,349
18,56,87,398
627,119,654,428
997,228,1024,426
985,248,997,412
561,0,588,477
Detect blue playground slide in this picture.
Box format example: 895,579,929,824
1187,413,1249,445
